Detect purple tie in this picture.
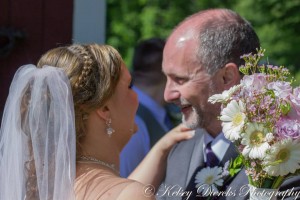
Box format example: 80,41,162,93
184,142,221,199
205,141,219,167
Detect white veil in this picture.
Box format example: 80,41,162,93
0,65,76,200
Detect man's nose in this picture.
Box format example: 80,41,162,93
164,80,180,103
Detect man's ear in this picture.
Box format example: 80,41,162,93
95,105,111,121
222,63,240,90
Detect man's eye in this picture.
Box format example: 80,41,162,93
174,77,187,85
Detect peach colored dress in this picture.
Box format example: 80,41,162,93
75,165,138,200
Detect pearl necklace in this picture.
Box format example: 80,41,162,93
77,155,119,175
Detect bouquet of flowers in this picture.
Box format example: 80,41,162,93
208,48,300,197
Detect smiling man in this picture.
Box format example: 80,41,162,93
157,8,300,200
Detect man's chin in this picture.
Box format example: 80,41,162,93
182,116,199,130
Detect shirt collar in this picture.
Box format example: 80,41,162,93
203,132,231,162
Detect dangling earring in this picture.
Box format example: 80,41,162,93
106,118,115,137
82,113,89,121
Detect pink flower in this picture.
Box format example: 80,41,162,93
275,117,300,140
241,74,268,92
251,162,256,167
267,81,292,99
289,87,300,119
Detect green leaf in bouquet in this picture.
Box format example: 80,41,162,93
233,154,243,168
229,168,242,177
265,89,275,99
229,154,243,177
280,102,291,115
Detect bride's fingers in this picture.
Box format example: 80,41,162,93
155,123,195,152
170,130,195,143
170,123,192,132
160,128,195,150
179,125,193,132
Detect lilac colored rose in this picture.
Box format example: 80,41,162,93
241,73,267,94
267,81,292,99
275,117,300,140
289,87,300,119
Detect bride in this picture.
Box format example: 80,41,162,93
0,44,194,199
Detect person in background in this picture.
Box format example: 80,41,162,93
120,38,175,177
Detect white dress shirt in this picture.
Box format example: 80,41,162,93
203,132,231,162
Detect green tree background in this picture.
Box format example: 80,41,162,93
106,0,300,85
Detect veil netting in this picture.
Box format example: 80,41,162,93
0,64,76,200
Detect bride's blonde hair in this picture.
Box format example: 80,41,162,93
37,44,123,150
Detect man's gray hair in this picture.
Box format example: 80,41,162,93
195,9,260,75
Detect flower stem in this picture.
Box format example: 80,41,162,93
272,176,284,189
248,175,254,186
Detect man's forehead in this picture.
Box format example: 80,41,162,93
164,28,198,58
174,29,196,48
163,25,202,73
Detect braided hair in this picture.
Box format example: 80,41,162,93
37,44,123,151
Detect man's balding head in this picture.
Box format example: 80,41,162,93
166,8,260,75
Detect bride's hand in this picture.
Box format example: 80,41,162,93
154,124,195,154
128,123,195,188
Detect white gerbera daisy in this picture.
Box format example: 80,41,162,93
220,100,246,141
241,122,270,159
208,85,241,104
195,166,224,196
264,138,300,176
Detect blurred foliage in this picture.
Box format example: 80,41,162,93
232,0,300,71
106,0,300,85
106,0,231,66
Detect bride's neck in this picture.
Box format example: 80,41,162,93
78,120,120,170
